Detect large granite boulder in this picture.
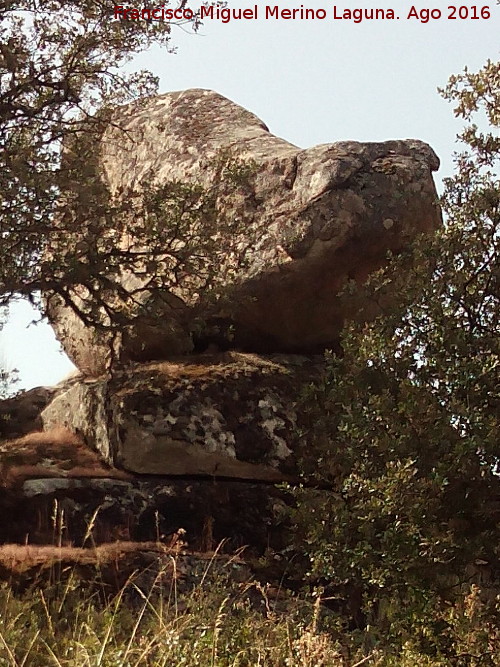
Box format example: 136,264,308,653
47,89,441,375
5,92,443,554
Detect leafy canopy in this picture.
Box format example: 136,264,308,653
0,1,214,310
1,2,261,369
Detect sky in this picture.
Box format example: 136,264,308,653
1,0,499,391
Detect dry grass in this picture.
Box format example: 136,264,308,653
129,351,287,383
0,427,131,488
10,426,85,448
0,549,351,667
0,548,497,666
0,541,177,574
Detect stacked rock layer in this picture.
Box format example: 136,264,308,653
2,90,441,552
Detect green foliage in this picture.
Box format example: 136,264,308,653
0,562,499,666
0,3,211,326
291,59,500,659
0,5,260,343
0,1,174,289
43,146,260,344
0,366,18,400
0,307,18,399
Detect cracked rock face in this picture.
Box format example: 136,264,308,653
47,89,441,375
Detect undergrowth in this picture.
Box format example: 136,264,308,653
0,549,498,667
0,554,343,667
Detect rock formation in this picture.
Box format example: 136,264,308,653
0,418,294,551
0,386,56,440
1,90,442,563
41,353,320,479
46,89,441,376
1,353,318,549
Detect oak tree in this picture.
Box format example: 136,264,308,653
1,2,258,367
293,59,500,660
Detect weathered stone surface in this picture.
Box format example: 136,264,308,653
41,352,321,480
41,380,114,462
0,387,57,440
0,353,323,551
47,89,441,375
0,353,322,551
0,371,84,442
5,91,443,557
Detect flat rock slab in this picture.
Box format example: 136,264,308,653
2,354,325,552
41,352,322,480
47,89,441,374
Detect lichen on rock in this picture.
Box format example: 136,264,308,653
41,352,322,481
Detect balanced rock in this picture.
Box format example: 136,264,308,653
47,89,441,375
